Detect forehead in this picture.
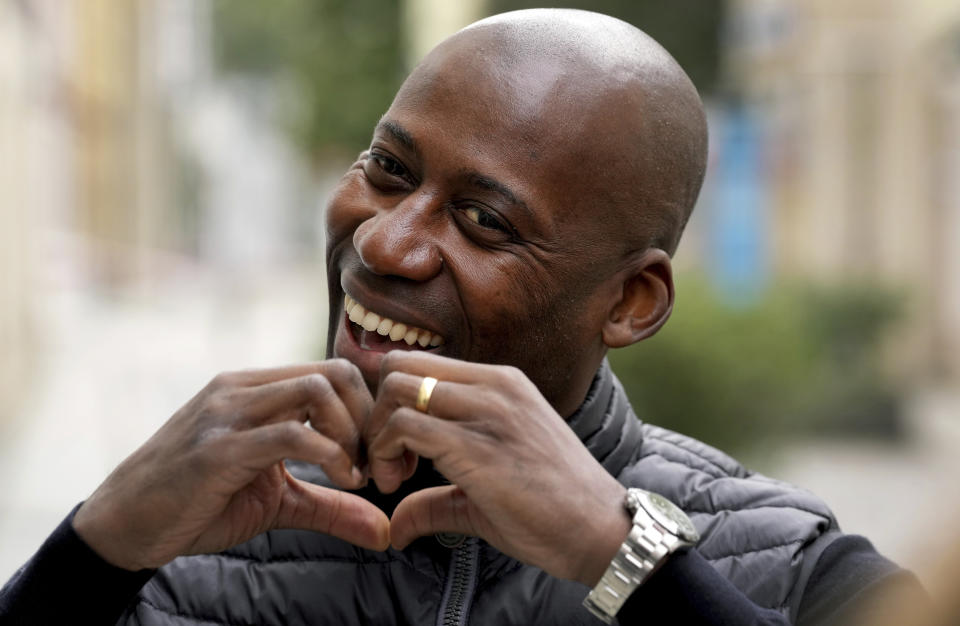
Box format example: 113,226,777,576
383,42,632,228
390,51,566,162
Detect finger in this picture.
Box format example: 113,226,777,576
230,421,363,489
214,359,365,391
317,360,376,426
365,370,421,444
229,360,372,420
364,371,422,480
376,352,530,420
213,360,374,425
390,485,479,550
229,374,362,462
404,379,490,422
367,406,461,493
277,479,390,551
367,372,494,443
378,351,503,387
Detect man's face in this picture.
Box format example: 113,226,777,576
324,40,627,415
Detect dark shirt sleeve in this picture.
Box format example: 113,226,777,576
0,503,155,625
615,536,925,626
617,548,790,625
796,534,925,626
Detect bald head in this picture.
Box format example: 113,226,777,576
400,9,708,256
327,9,706,410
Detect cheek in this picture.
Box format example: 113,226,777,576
461,258,587,364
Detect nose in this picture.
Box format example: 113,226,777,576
352,195,443,281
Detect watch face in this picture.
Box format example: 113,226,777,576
644,492,700,542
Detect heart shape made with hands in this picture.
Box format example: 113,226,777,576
73,351,625,586
354,351,630,586
359,358,483,551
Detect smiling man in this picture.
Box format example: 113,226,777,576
1,9,919,626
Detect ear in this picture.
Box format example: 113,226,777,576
601,249,674,349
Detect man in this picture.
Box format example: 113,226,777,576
1,9,918,625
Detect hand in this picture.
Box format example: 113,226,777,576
73,360,390,571
365,351,630,586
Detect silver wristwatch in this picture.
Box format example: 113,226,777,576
583,488,699,623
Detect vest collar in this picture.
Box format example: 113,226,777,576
566,359,644,476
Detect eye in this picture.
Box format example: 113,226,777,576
463,206,510,233
372,153,407,178
363,151,414,188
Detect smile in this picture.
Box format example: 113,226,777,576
344,293,445,349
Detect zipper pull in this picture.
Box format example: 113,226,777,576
435,532,466,548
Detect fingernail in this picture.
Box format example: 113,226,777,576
351,466,365,485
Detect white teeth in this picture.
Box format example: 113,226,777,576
389,323,407,341
344,293,444,348
361,311,380,332
403,328,419,345
348,305,365,324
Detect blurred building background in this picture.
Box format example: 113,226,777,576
2,0,959,589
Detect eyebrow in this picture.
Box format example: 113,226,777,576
465,172,530,217
376,118,532,217
376,119,420,159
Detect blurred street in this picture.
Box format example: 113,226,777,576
0,249,328,582
770,391,960,588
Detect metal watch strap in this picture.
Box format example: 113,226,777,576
582,491,691,624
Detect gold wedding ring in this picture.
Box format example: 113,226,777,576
416,376,439,413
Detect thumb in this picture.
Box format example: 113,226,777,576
277,478,391,551
390,485,480,549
